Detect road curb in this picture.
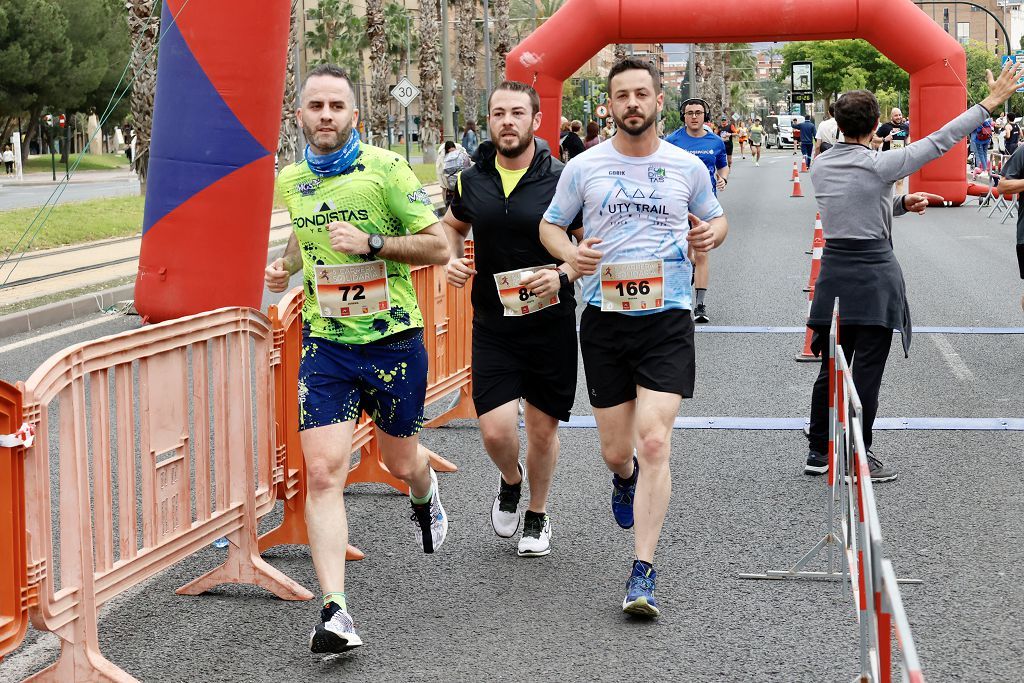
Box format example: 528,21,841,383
0,283,135,338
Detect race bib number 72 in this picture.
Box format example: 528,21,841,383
600,260,664,312
315,261,391,318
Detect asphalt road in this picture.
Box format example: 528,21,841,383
1,146,1022,682
0,178,141,211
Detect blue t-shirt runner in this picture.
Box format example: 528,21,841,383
664,127,728,195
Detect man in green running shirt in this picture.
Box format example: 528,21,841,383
265,64,449,656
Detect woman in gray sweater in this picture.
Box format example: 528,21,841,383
803,61,1024,482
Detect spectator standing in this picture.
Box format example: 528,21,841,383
439,140,472,208
814,103,841,156
584,121,601,149
970,118,994,178
2,144,14,176
1004,112,1020,156
993,111,1008,154
462,120,479,157
559,117,586,162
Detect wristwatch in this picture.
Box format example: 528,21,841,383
558,271,570,289
367,233,385,257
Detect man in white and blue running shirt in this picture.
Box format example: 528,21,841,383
665,98,729,324
540,57,729,618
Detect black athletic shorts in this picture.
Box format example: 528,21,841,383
471,316,578,421
579,305,696,408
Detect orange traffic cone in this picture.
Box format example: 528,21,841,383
801,156,809,173
795,295,817,362
805,211,822,254
791,161,799,180
802,217,825,293
791,173,804,197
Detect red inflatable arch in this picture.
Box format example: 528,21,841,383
507,0,970,204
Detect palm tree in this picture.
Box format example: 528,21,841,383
366,0,391,145
727,44,756,114
695,44,727,116
384,2,418,77
278,1,300,166
456,0,480,132
418,0,441,164
492,0,511,80
126,0,158,190
305,0,366,81
614,45,628,61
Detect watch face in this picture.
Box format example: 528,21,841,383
369,234,384,250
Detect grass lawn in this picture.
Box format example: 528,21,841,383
22,153,130,174
0,196,144,255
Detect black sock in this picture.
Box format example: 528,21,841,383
695,288,707,307
633,559,654,573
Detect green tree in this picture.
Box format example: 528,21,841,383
781,40,908,110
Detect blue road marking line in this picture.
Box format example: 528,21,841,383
553,416,1024,430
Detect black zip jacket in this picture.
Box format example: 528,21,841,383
450,139,582,330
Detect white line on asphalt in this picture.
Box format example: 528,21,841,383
0,315,119,355
931,334,975,382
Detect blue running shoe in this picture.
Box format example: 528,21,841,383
611,454,638,529
623,560,660,618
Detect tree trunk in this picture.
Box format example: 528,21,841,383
696,44,725,118
366,0,390,147
278,0,300,166
127,0,158,191
456,0,479,132
418,0,441,165
614,44,628,61
492,0,511,81
22,106,42,165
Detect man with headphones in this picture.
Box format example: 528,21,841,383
665,98,729,324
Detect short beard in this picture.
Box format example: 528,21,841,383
302,121,350,155
495,131,533,159
614,109,657,137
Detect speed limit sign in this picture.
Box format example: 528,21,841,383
596,104,608,118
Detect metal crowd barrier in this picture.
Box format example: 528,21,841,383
0,253,476,681
741,300,926,682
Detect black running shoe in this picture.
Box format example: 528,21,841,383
693,304,710,324
804,450,828,475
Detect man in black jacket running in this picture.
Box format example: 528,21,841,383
443,81,582,557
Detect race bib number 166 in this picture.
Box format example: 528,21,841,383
600,260,664,312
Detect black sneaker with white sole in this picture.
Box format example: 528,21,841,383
310,602,363,654
517,511,551,557
693,304,709,324
804,450,828,475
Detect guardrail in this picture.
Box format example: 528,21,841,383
1,252,476,680
741,300,925,682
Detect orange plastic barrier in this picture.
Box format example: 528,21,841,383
13,308,312,681
259,250,475,553
0,382,29,663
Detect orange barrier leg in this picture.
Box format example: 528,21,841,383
346,434,409,494
258,476,366,561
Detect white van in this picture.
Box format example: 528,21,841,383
765,115,805,149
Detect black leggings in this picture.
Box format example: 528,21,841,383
808,325,893,455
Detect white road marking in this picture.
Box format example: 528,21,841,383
931,334,975,382
0,315,120,355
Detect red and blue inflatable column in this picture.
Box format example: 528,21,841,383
135,1,290,322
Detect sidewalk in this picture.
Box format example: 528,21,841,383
0,168,136,188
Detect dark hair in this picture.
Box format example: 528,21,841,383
828,103,835,117
444,141,456,152
586,121,600,140
302,63,355,95
834,90,880,138
571,120,582,132
1009,112,1017,122
487,80,541,116
607,57,662,94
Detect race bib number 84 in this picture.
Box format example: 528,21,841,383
600,260,664,312
316,261,391,318
494,265,559,316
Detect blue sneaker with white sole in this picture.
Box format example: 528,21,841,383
622,560,660,618
611,454,638,529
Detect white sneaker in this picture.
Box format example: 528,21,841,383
410,468,448,553
491,462,524,538
517,512,551,557
310,604,363,654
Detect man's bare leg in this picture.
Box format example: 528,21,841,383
478,400,522,486
523,401,560,513
630,387,681,563
302,421,356,596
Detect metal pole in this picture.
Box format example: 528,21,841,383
440,0,454,143
687,44,695,99
405,11,412,163
483,0,493,100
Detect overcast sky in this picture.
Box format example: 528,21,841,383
663,42,782,62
